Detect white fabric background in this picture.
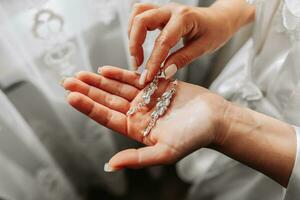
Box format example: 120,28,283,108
0,0,209,199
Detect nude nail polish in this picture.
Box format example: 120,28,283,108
65,90,70,98
164,64,177,79
104,163,119,172
139,69,148,85
59,77,67,86
97,66,102,74
135,66,143,75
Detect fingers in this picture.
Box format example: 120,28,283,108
129,7,171,69
144,16,187,83
128,3,158,38
67,92,127,134
75,71,140,101
99,66,143,89
128,3,155,69
162,37,209,72
63,77,130,113
106,143,179,170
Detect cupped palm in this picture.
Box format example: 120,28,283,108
62,66,226,169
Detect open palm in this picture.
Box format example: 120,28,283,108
62,66,226,170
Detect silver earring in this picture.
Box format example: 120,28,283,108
126,75,160,116
143,80,178,137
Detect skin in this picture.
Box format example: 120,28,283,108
62,0,296,189
128,0,255,82
62,67,295,188
63,67,226,167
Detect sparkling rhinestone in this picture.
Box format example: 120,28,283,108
151,111,159,118
144,97,151,104
126,108,135,116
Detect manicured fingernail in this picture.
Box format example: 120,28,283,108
139,69,148,85
135,66,143,75
59,77,67,86
65,90,70,98
97,66,102,74
164,64,177,79
104,163,119,172
75,71,85,78
130,56,138,70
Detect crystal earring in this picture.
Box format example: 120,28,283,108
126,74,160,116
143,80,178,137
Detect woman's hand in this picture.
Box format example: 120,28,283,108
128,1,255,84
62,66,228,171
62,66,296,187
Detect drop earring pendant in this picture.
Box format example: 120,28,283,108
143,80,178,137
126,75,160,116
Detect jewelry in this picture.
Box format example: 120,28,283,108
126,75,159,116
143,80,178,137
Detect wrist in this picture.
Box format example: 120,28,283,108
210,0,255,34
211,101,241,149
209,100,297,186
202,96,233,150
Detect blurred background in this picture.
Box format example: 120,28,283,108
0,0,252,199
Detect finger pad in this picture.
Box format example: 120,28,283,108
110,149,138,167
67,92,93,115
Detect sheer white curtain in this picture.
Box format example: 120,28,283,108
0,0,127,198
0,0,213,199
0,90,80,200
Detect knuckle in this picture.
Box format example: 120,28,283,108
177,6,194,21
177,6,191,15
155,33,171,48
87,86,93,97
175,53,192,67
87,101,96,118
105,94,114,107
97,76,103,87
115,84,123,96
104,110,112,127
147,59,160,69
133,14,145,25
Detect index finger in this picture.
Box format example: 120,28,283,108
129,8,171,69
145,16,184,82
128,3,158,38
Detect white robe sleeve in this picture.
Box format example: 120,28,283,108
283,126,300,200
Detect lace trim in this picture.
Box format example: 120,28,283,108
275,1,300,42
285,0,300,17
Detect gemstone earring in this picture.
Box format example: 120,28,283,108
126,74,160,116
143,80,178,137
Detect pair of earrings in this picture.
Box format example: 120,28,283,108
127,71,178,137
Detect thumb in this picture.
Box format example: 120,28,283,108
104,144,178,172
162,38,208,79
